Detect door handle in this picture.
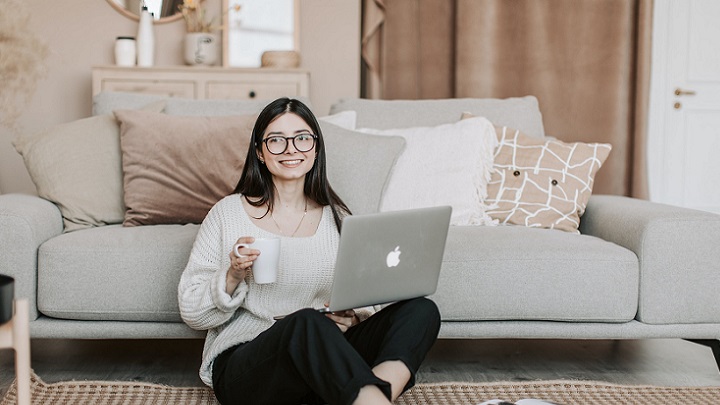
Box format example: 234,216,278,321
675,88,697,96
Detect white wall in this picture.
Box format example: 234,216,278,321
0,0,360,194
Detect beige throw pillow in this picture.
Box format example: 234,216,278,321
487,126,612,233
13,101,165,232
114,110,255,226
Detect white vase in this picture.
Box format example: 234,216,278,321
184,33,219,66
136,7,155,67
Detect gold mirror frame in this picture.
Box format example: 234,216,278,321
105,0,184,24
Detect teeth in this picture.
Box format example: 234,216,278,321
281,160,302,165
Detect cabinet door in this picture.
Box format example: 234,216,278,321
100,80,196,98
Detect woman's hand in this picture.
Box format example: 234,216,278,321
325,306,359,333
226,237,260,294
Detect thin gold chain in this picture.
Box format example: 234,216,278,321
270,198,308,237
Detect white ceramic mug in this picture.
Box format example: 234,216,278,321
234,238,280,284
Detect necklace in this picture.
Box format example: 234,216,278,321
270,198,308,237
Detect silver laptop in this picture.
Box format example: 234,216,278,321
322,205,452,312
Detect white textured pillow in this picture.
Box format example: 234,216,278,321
318,110,356,130
358,117,498,226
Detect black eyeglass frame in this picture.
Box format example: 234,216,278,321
259,133,318,155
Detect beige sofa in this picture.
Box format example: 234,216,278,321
2,93,720,370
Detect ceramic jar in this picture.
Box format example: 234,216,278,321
114,37,136,66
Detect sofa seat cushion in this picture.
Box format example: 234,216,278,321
37,224,199,322
431,225,639,322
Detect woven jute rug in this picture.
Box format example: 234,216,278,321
4,372,720,405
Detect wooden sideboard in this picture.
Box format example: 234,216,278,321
91,66,310,100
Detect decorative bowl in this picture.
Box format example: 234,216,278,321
261,50,300,69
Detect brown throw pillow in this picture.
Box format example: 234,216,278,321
487,126,612,233
114,110,255,226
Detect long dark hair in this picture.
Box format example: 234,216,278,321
234,97,351,231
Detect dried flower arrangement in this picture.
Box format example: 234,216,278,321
179,0,241,33
179,0,218,33
0,0,49,128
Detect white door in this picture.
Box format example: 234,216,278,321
647,0,720,214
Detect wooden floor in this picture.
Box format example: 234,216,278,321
2,337,720,399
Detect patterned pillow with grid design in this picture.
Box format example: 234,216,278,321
486,126,611,233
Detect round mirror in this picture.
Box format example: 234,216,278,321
106,0,184,24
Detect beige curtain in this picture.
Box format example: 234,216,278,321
361,0,652,198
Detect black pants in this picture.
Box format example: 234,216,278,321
211,298,441,405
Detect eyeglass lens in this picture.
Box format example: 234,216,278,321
265,134,315,154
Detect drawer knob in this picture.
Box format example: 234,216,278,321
248,90,256,98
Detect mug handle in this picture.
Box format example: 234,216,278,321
234,243,249,258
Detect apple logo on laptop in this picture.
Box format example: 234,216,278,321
386,246,401,268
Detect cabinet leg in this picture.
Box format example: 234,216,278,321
13,300,31,405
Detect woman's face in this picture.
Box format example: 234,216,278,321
259,112,317,183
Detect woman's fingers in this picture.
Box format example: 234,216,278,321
326,310,356,332
228,242,259,281
232,237,259,258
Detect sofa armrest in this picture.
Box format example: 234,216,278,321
0,194,63,320
580,195,720,324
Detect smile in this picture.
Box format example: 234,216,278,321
280,159,303,166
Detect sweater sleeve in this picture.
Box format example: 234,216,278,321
178,201,247,330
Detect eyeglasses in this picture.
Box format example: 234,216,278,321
261,133,317,155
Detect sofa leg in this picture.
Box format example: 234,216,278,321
685,339,720,372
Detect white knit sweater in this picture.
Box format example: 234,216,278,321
178,194,371,387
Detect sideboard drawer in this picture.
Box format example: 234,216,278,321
99,80,196,98
206,81,302,100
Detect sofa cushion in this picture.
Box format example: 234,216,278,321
93,92,167,116
114,110,255,226
37,224,199,322
431,225,639,322
164,98,282,116
357,117,497,225
322,121,405,215
13,101,165,232
329,96,546,138
486,126,612,233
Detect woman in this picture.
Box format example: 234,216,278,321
178,98,441,405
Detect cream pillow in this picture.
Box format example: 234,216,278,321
487,126,612,233
318,110,356,130
13,101,165,232
358,117,498,226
